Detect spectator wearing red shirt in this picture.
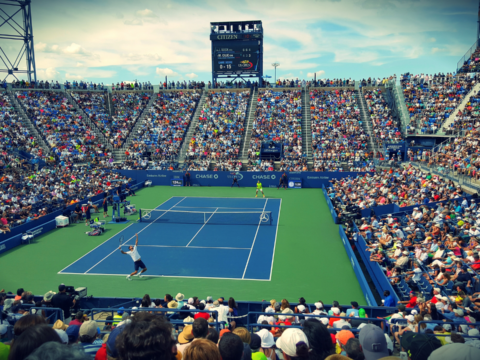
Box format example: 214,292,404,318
69,312,85,327
194,303,210,321
398,291,418,309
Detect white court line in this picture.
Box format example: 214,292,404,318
136,245,251,250
174,206,264,210
268,198,282,281
186,208,218,247
171,196,270,200
82,197,186,274
56,196,175,273
242,198,268,279
58,272,270,281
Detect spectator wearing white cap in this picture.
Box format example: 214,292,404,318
258,307,275,325
333,312,352,329
275,328,309,360
255,328,275,360
393,314,416,345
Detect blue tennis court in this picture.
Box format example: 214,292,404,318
59,196,281,280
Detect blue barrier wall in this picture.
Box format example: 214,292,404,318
354,231,400,305
114,170,374,188
338,227,377,306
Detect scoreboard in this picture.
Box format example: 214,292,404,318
210,21,263,84
213,41,261,74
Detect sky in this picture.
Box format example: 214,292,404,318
1,0,479,83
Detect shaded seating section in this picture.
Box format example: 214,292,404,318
401,73,476,134
0,94,45,160
310,89,372,172
110,92,151,148
458,48,480,74
445,91,480,134
125,91,200,162
187,90,248,162
247,89,304,171
71,91,111,139
416,129,480,181
364,88,403,145
16,91,106,163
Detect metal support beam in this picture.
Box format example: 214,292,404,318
0,0,36,83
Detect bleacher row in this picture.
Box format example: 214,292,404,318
1,288,480,360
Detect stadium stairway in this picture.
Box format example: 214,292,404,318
301,88,312,163
239,87,257,162
177,90,207,165
355,89,378,155
106,92,114,116
439,82,480,135
66,91,114,152
6,91,52,156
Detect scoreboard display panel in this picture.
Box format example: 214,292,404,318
213,40,261,74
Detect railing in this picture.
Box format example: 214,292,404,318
457,39,479,73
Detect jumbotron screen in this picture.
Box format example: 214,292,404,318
213,40,261,75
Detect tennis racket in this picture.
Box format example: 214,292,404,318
119,235,124,247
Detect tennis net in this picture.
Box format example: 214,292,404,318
139,209,272,226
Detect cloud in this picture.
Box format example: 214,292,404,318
429,37,436,42
37,67,60,79
35,42,61,53
124,19,143,26
63,43,91,56
185,73,198,79
156,67,179,77
75,62,85,67
307,70,325,78
136,9,156,18
66,73,83,80
35,42,47,52
122,53,161,62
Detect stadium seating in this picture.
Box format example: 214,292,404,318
126,91,200,162
445,91,480,134
110,92,152,148
247,89,304,171
364,88,403,145
310,89,372,172
458,48,480,74
0,94,45,160
401,73,476,134
15,91,107,162
186,90,248,162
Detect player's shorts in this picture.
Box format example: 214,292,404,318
134,259,146,271
256,188,263,192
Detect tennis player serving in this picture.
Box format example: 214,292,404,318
255,180,265,198
119,233,147,280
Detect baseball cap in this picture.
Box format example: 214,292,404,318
335,329,355,346
454,309,465,316
107,324,125,357
256,328,275,348
276,328,309,357
79,320,98,338
66,325,80,344
401,332,442,360
358,324,389,360
428,343,480,360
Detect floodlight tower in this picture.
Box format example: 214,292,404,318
272,62,280,85
0,0,37,83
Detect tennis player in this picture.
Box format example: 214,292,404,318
278,172,288,190
255,180,265,198
119,233,147,280
231,173,240,188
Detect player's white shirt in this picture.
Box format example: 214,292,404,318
126,245,141,262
